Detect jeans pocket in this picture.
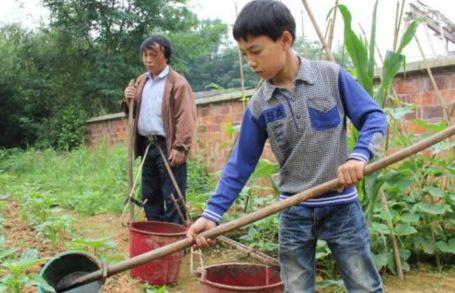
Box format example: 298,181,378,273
307,97,341,130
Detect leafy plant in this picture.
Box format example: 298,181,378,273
0,249,54,292
69,237,125,264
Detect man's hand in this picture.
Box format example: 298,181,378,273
337,160,366,192
168,149,185,167
124,85,136,103
186,217,217,248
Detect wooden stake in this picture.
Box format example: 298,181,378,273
327,0,339,51
127,79,136,223
359,23,405,281
300,0,336,62
415,36,451,123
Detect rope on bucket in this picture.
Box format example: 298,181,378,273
120,143,152,226
190,246,205,277
101,261,108,285
150,138,209,278
152,138,191,226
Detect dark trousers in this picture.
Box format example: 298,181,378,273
139,135,187,225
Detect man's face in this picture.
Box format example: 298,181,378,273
142,43,167,76
237,34,288,81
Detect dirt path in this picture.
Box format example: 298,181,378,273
3,202,455,292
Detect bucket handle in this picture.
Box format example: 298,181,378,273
190,246,205,278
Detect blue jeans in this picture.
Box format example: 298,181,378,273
279,201,383,293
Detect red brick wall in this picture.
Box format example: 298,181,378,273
85,64,454,171
393,68,454,134
85,114,128,148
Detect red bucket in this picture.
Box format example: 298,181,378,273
199,263,283,293
129,221,186,285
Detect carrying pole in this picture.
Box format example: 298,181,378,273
57,125,455,292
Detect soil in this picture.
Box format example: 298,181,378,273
2,202,455,292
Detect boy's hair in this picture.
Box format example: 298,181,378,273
233,0,296,43
140,35,172,64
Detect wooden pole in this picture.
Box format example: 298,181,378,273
300,0,336,62
127,79,136,222
359,23,405,281
327,0,339,51
57,125,455,292
415,36,451,123
218,236,279,267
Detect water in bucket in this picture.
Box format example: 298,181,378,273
38,251,103,293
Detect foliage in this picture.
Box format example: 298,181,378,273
69,237,125,264
0,144,212,217
0,248,54,292
0,0,229,149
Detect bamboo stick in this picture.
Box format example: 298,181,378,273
300,0,336,62
327,0,339,51
57,125,455,292
127,79,136,222
415,36,451,123
218,236,279,267
359,22,405,281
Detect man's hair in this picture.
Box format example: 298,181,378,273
233,0,296,43
140,35,172,63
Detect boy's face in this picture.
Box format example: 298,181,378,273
142,43,167,76
237,33,291,81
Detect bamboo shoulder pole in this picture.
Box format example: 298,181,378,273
57,125,455,292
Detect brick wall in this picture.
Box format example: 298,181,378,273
85,57,455,171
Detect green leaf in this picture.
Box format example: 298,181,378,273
384,107,414,120
368,0,378,80
415,203,450,215
373,253,388,270
401,213,419,223
431,141,455,154
337,4,372,95
394,223,417,236
425,186,445,198
250,159,279,179
414,119,447,132
396,20,421,54
436,239,455,254
370,222,390,234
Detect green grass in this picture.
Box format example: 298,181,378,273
0,144,214,216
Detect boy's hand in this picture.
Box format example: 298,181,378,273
337,160,366,192
124,85,136,103
186,217,217,248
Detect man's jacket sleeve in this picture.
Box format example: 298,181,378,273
201,108,268,223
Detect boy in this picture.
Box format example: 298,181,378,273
187,0,386,292
123,36,196,224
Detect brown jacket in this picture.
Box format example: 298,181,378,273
123,68,197,160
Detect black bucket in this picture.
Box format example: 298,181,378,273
38,251,103,293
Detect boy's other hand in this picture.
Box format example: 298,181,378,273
337,160,366,192
124,86,136,103
186,217,217,248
